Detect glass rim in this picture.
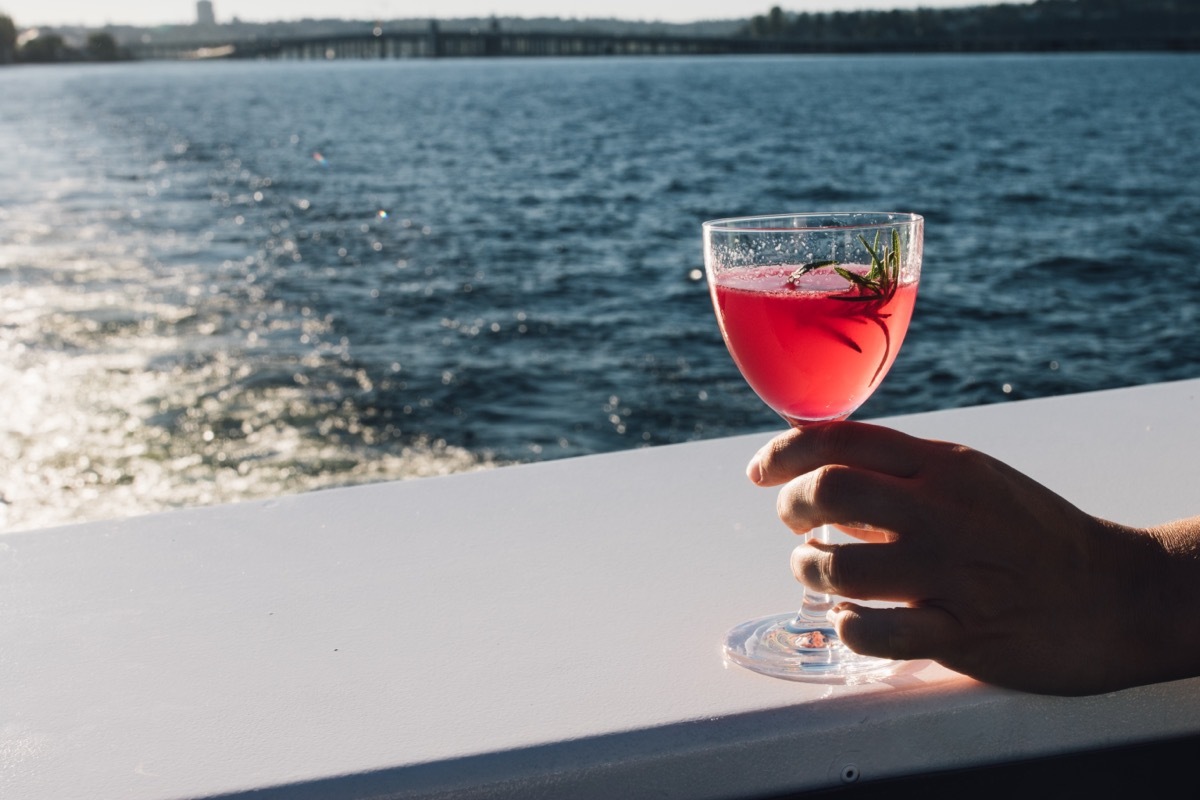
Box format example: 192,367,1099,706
702,211,923,233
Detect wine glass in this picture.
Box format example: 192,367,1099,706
703,211,923,683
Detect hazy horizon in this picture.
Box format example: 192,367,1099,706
2,1,1034,29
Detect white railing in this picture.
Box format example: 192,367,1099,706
4,378,1199,799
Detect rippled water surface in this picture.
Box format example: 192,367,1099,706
2,53,1198,531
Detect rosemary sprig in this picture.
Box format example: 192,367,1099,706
831,228,902,302
783,228,903,301
785,259,838,285
784,228,907,387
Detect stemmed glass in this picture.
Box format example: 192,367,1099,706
703,212,923,683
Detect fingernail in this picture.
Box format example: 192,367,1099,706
746,458,762,485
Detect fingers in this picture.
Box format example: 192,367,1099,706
830,603,961,662
792,539,927,602
747,421,928,487
777,466,921,537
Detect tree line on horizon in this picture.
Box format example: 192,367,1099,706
743,0,1199,51
0,15,129,64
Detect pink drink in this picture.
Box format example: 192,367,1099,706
712,265,918,424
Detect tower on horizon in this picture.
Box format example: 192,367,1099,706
197,1,216,26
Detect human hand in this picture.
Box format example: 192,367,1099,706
748,421,1195,696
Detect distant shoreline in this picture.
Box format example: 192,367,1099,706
4,1,1198,65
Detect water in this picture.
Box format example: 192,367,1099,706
2,52,1198,532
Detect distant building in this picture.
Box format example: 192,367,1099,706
197,1,216,27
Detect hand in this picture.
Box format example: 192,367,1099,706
747,421,1199,696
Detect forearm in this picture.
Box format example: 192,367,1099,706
1144,515,1200,685
1150,515,1200,558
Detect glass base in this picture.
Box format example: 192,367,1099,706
723,611,901,684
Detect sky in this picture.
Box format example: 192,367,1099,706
2,1,1031,28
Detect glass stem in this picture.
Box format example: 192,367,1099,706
794,524,835,625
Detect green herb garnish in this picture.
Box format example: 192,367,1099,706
783,228,902,301
785,259,838,285
785,228,907,386
833,228,902,301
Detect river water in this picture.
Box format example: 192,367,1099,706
1,52,1197,531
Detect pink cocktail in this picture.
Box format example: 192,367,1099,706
703,212,924,683
713,265,918,425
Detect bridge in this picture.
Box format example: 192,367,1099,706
130,25,794,61
127,22,1200,61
